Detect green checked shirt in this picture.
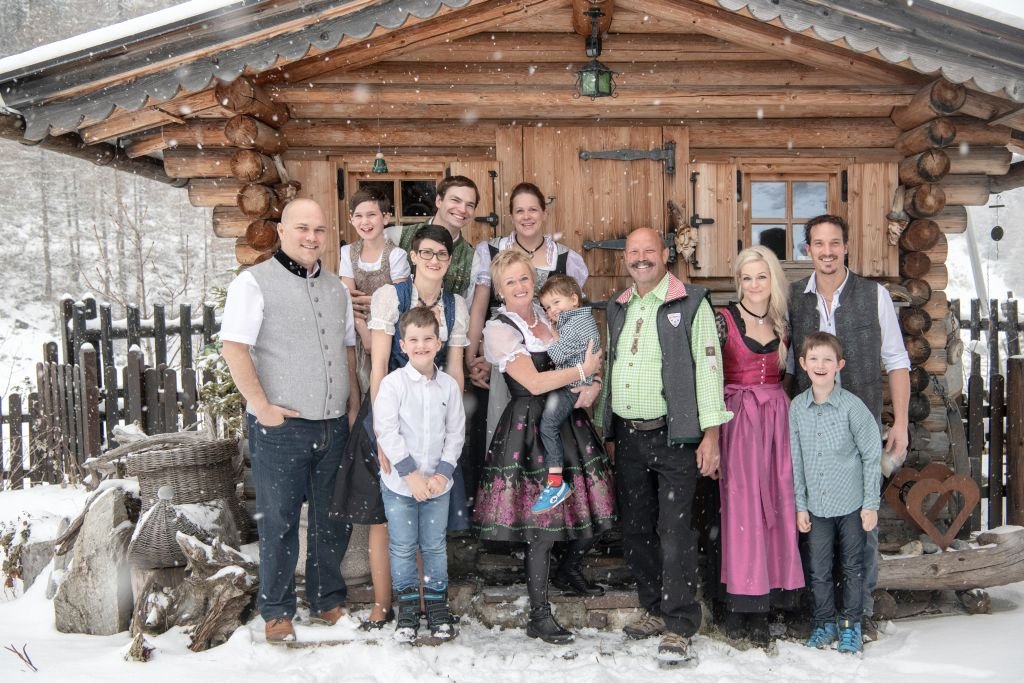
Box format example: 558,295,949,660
596,273,732,435
790,384,882,517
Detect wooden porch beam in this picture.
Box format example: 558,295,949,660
991,161,1024,194
259,0,566,86
309,60,877,88
636,0,923,86
0,113,184,187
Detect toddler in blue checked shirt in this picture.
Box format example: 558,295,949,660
532,275,602,514
790,331,881,655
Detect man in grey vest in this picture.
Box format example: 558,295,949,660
596,227,732,667
221,198,361,644
786,214,910,642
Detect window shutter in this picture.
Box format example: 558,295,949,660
685,161,738,278
847,161,899,277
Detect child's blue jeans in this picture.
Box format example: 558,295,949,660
381,485,450,593
807,509,864,624
539,386,576,471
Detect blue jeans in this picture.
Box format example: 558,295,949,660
539,387,575,471
247,414,352,621
381,485,450,593
807,509,864,625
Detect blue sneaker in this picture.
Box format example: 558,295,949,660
805,621,839,649
531,482,572,514
837,620,863,654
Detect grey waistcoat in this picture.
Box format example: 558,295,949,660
247,258,351,420
789,271,883,419
604,281,710,446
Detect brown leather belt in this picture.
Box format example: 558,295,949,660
615,415,667,431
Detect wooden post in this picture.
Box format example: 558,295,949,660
970,299,982,378
59,297,74,364
162,368,179,433
990,298,1002,374
145,367,162,435
967,371,985,532
224,115,286,155
99,303,115,385
180,304,194,370
8,394,24,488
182,368,199,432
895,118,956,156
125,348,144,428
215,77,290,128
127,305,142,350
898,219,941,252
890,79,967,130
898,148,950,186
903,183,946,218
230,149,281,184
245,220,279,251
1006,299,1020,357
27,392,47,485
990,373,1006,527
79,346,101,470
154,304,167,367
103,365,119,450
1007,356,1024,525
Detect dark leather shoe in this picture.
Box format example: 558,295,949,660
551,565,604,596
526,603,574,644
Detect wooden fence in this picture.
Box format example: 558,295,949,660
1,297,219,489
950,296,1024,530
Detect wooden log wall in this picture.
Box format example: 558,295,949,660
889,78,1012,466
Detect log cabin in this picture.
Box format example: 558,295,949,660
2,0,1023,542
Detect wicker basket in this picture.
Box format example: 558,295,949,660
125,435,250,539
127,486,206,569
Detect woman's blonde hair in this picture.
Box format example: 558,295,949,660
734,245,788,368
490,249,535,300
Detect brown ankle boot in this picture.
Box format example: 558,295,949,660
265,617,296,643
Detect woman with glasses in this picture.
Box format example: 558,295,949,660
333,224,469,630
473,250,613,644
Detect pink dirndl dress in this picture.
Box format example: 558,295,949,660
717,305,804,611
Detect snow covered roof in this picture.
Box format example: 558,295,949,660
1,0,1023,142
712,0,1024,101
1,0,472,141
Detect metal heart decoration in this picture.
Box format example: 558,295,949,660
905,474,980,551
885,463,956,529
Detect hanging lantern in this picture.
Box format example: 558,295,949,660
372,149,388,174
576,59,616,99
574,7,616,99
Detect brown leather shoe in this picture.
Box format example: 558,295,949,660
309,605,346,626
265,617,296,643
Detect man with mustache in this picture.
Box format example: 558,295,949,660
786,214,910,643
597,227,732,667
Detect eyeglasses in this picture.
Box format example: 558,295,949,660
416,249,451,262
630,318,644,355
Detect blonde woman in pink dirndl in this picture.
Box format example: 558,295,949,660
714,245,804,649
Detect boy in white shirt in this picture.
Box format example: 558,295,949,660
373,306,466,642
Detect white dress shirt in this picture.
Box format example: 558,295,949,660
785,269,911,377
374,363,466,497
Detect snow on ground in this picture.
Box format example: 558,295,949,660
2,486,1024,681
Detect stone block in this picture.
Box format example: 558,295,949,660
54,488,135,635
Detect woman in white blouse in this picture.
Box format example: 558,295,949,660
473,250,613,645
465,183,590,456
332,224,468,631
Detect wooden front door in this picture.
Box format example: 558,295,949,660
520,126,680,302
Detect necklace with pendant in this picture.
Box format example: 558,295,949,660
515,233,544,256
739,301,768,325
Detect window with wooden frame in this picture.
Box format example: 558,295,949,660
353,176,439,225
740,163,842,263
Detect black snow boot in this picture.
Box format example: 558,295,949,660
423,590,457,640
526,603,574,644
394,589,420,643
